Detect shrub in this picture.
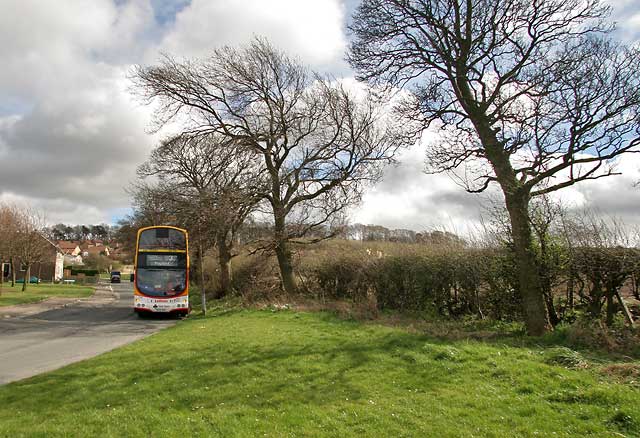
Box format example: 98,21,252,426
544,347,588,369
233,238,639,328
299,241,521,320
305,250,373,302
564,318,640,354
67,269,99,277
607,410,637,433
231,251,282,302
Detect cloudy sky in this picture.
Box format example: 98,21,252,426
1,0,639,232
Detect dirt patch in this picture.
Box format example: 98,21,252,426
600,363,640,385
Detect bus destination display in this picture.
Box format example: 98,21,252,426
144,254,180,268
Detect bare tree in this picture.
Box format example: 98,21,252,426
560,211,637,327
0,204,20,293
137,133,264,297
3,206,49,292
348,0,640,335
0,204,40,290
133,37,414,294
20,210,47,291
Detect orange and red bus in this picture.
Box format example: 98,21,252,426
133,226,190,316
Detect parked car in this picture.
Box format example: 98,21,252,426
110,271,121,283
15,276,40,284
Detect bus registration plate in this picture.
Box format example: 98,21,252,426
152,298,175,311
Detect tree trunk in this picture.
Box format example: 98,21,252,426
470,113,549,335
605,284,616,327
10,257,15,287
274,210,297,295
587,277,604,319
537,234,560,327
632,274,640,300
216,233,232,298
545,292,560,327
616,289,635,327
198,238,206,316
275,239,296,295
566,273,574,310
504,193,550,336
22,264,30,292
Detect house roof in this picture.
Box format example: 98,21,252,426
57,241,80,249
39,234,64,255
78,240,105,250
84,246,106,255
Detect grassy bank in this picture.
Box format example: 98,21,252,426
0,309,638,437
0,283,94,307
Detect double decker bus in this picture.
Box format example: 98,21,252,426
133,226,190,316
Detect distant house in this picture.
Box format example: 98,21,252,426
79,240,110,257
82,245,110,258
1,262,10,281
2,236,65,282
57,241,83,265
57,241,81,256
43,237,65,281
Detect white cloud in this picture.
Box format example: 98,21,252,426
0,192,112,225
563,154,640,223
352,138,640,235
0,0,346,226
0,0,639,229
0,1,158,224
153,0,347,69
351,143,490,233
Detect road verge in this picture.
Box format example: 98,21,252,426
0,283,117,318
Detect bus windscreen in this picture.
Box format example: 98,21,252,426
136,269,186,296
138,228,186,250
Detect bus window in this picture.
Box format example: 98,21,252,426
138,228,186,250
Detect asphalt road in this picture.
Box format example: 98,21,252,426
0,281,178,385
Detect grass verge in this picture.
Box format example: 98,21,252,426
0,283,94,307
0,309,638,437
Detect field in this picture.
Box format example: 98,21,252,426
0,283,94,307
0,308,638,437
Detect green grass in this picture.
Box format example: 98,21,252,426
0,309,638,437
0,283,94,307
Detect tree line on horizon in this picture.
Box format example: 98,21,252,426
45,223,117,243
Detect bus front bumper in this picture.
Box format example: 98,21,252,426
134,295,189,313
